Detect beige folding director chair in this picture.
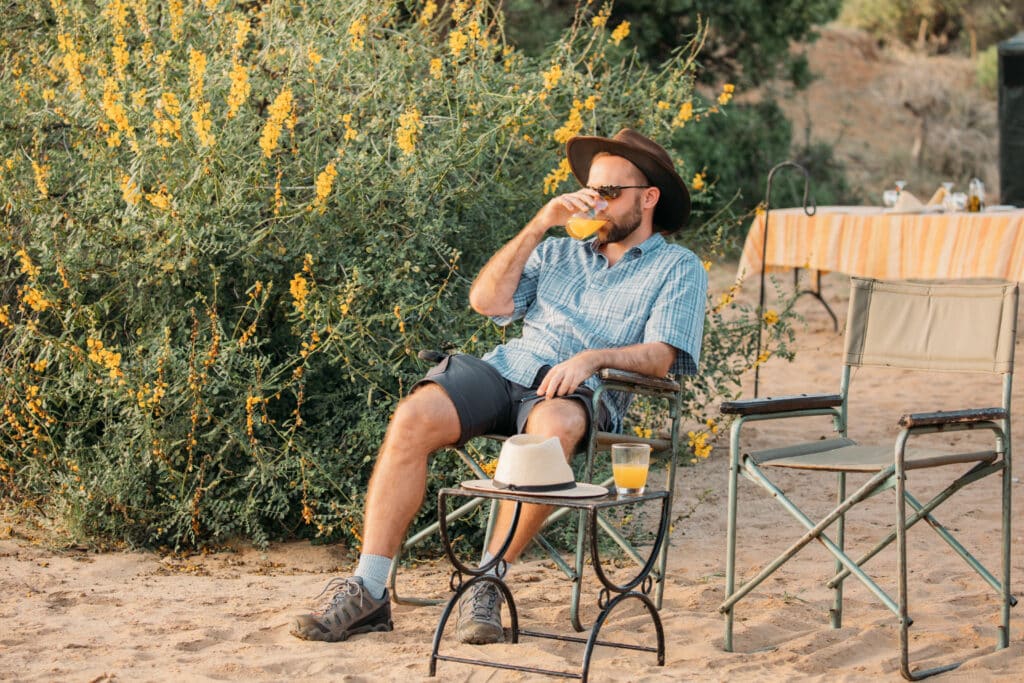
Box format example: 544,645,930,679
719,277,1017,680
389,355,687,632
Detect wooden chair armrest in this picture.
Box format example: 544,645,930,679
898,407,1007,429
598,368,680,393
720,393,844,416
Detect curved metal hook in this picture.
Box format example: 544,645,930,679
756,161,815,397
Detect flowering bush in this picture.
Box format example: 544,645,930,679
0,0,793,549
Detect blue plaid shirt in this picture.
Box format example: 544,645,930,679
481,232,707,431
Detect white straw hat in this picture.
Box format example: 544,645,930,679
461,434,608,498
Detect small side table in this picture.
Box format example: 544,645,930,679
429,486,671,682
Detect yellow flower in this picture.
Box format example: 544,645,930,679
0,304,9,326
168,0,184,41
692,172,705,191
101,77,136,148
313,162,337,211
233,17,251,53
188,49,207,103
86,338,123,379
543,158,571,195
120,173,141,205
130,88,147,109
17,249,39,278
591,8,610,29
56,33,85,96
672,101,693,128
419,1,438,25
192,102,216,147
542,63,562,91
396,106,423,156
763,309,779,326
259,88,294,158
290,273,310,314
226,61,250,119
31,161,49,198
702,259,712,272
610,20,630,46
342,113,358,141
30,358,48,373
449,29,468,57
146,188,172,211
307,48,322,66
429,58,443,79
553,100,584,144
349,16,367,51
657,100,670,111
152,92,182,147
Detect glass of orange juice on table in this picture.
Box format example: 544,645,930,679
611,443,651,495
565,199,609,239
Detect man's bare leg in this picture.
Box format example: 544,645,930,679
292,383,460,642
485,398,588,562
361,383,461,559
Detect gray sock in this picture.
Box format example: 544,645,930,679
479,550,505,579
354,553,392,599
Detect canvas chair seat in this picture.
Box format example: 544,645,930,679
720,277,1018,681
751,439,998,472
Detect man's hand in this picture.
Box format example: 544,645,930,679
535,188,605,231
536,351,600,399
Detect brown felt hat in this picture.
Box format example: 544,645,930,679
566,128,690,232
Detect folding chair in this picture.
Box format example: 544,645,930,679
390,355,687,632
719,277,1017,680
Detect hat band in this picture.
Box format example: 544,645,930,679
493,479,576,493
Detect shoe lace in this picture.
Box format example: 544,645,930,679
311,577,364,616
470,583,499,622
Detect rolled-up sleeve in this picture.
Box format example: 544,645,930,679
489,245,542,327
643,254,707,376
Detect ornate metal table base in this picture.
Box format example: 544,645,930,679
429,487,670,681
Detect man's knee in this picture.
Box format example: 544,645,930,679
388,383,460,446
524,399,588,448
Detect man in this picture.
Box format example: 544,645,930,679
291,128,707,644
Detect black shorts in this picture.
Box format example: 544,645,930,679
413,354,611,448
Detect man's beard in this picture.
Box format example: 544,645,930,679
596,196,643,246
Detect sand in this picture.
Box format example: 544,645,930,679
2,266,1022,682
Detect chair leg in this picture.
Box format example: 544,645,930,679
999,449,1012,650
570,508,588,633
723,420,742,652
830,472,846,629
896,460,961,680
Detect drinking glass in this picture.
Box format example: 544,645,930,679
565,199,609,239
883,190,898,208
611,443,651,495
942,181,955,211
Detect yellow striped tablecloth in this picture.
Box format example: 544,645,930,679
736,206,1024,281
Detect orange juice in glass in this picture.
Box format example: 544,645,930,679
611,443,651,495
565,199,609,239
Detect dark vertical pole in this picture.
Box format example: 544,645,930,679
755,162,816,397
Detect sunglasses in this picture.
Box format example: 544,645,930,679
588,185,652,200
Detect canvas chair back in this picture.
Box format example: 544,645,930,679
844,278,1018,375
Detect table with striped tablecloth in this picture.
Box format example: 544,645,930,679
736,206,1024,282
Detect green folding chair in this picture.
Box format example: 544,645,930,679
389,358,687,632
719,277,1017,680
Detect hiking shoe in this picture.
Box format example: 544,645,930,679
290,577,393,642
456,581,504,644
